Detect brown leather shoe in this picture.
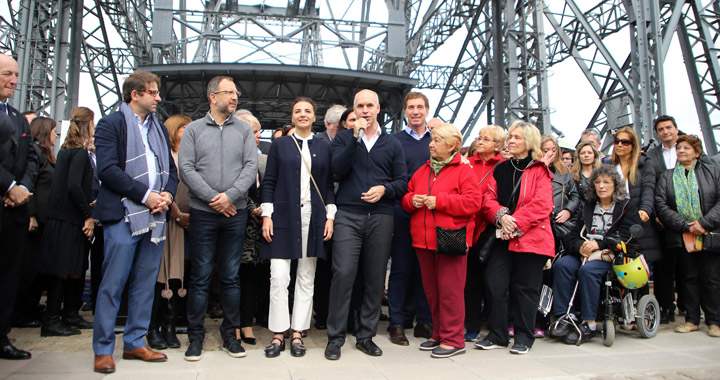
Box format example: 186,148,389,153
388,325,409,346
122,346,168,362
94,354,115,373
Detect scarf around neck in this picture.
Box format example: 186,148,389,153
119,102,170,244
430,152,457,175
673,162,703,249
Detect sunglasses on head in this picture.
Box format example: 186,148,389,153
614,138,632,146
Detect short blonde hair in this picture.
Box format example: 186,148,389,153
479,125,507,150
508,120,542,160
432,123,463,153
237,113,260,130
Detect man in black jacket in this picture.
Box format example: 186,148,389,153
646,115,681,324
325,89,407,360
0,53,38,361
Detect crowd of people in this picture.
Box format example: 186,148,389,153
1,51,719,373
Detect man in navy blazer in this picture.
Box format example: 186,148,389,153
0,53,38,361
91,70,178,373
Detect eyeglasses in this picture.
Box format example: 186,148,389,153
213,90,241,97
475,137,495,143
614,138,632,146
137,89,159,97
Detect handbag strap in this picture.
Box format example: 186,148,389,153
478,161,501,185
291,136,326,207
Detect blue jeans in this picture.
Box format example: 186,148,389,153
552,255,611,321
186,208,247,343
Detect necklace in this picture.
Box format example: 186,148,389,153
510,159,526,172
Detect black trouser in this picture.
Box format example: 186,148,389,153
239,262,269,328
313,241,332,325
653,243,683,313
678,248,720,326
327,210,393,344
0,221,28,345
464,244,486,333
13,224,46,322
484,242,546,348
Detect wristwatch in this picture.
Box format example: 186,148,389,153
176,212,183,223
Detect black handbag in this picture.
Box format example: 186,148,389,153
427,169,469,256
703,229,720,253
476,224,496,262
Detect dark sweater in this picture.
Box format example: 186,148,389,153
331,128,407,215
47,148,93,226
393,129,431,178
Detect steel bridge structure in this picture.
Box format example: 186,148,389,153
0,0,718,152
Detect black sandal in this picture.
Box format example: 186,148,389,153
264,336,285,358
290,332,306,357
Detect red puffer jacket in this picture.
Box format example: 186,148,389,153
483,160,555,258
469,153,504,241
401,154,482,251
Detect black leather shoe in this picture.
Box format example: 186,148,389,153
290,336,306,357
550,318,574,338
264,337,285,358
12,318,42,328
63,312,93,329
324,342,341,360
0,343,31,360
660,308,676,324
41,316,81,337
314,320,327,330
413,323,433,339
356,339,382,356
147,328,168,350
162,325,181,348
563,322,596,345
240,330,257,345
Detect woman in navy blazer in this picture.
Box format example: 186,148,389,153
260,97,335,358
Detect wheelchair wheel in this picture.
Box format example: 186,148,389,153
602,320,615,347
637,295,660,338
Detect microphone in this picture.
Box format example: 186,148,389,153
356,117,367,143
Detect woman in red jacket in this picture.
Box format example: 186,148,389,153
474,120,554,355
464,125,506,341
402,123,482,358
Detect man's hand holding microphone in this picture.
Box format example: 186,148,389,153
355,117,368,143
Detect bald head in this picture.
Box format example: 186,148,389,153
0,53,20,102
427,118,443,131
353,89,381,130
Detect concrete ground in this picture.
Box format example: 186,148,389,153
1,310,719,380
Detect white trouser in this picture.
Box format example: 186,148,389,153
268,202,317,332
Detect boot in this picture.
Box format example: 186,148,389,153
147,327,168,350
41,315,81,337
63,311,93,329
162,292,180,348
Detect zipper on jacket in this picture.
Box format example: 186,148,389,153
219,126,224,188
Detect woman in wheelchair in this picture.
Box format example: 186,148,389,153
550,165,641,344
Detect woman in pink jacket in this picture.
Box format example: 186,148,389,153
402,124,482,358
473,120,555,355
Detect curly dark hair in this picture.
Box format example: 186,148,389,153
586,164,628,204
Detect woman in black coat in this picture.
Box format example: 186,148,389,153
655,135,720,338
260,97,335,357
37,107,95,337
611,126,660,262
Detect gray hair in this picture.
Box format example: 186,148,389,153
581,129,601,142
234,109,252,118
207,76,234,99
324,105,346,126
586,164,628,203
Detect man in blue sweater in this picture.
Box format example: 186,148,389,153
387,92,433,346
325,89,407,360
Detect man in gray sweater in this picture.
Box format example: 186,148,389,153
179,76,258,361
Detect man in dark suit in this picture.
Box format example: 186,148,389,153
647,115,681,324
0,53,38,361
91,70,178,373
317,104,345,145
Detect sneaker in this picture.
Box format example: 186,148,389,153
430,346,466,358
184,340,203,361
508,327,514,337
563,322,596,345
533,328,545,338
223,339,247,358
509,343,529,354
549,318,574,338
419,340,441,351
474,339,506,350
464,331,479,342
